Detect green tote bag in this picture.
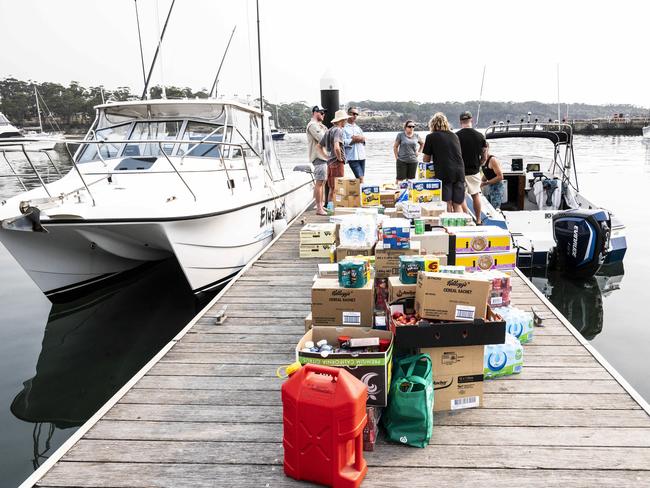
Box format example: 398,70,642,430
382,353,434,448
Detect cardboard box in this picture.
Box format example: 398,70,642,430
455,250,517,272
311,278,374,327
379,190,398,208
335,244,375,262
361,185,380,207
409,179,442,203
400,201,422,219
334,193,361,208
410,230,450,254
333,206,359,215
423,345,484,411
382,218,411,249
304,312,313,332
300,223,337,245
417,161,436,179
451,226,512,254
336,177,360,196
318,263,339,279
296,326,393,406
374,241,420,278
415,272,490,321
420,201,447,217
387,276,416,304
300,243,332,258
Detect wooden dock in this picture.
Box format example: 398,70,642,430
24,208,650,487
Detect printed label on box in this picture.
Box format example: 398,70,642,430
450,395,480,410
455,305,476,320
342,311,361,326
490,296,503,306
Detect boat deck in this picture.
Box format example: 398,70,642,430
26,209,650,487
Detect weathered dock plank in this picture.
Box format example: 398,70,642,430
26,208,650,488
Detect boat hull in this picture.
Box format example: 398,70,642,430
0,181,313,300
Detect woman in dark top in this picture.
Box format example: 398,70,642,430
422,112,465,211
480,142,504,208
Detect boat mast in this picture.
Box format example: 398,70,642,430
476,64,486,128
34,85,43,133
255,0,266,155
209,26,237,98
141,0,176,100
134,0,147,89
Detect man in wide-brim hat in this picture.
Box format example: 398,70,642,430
318,109,349,205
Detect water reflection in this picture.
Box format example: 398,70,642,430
10,258,215,468
528,262,624,340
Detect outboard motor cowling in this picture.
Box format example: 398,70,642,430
551,209,610,279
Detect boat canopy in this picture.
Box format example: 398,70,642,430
485,123,572,145
94,99,263,121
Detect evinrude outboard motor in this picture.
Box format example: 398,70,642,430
550,209,611,279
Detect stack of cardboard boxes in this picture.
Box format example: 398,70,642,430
299,223,336,258
450,226,516,272
335,177,361,208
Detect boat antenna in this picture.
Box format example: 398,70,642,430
476,64,486,128
209,26,237,98
141,0,176,100
556,63,561,129
134,0,147,88
100,86,105,104
255,0,266,156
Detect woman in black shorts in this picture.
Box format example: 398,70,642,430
422,112,466,212
393,120,424,184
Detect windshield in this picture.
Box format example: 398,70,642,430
123,121,183,157
77,123,131,163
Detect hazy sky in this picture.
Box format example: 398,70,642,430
0,0,648,107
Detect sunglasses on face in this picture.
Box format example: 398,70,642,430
350,113,359,116
406,125,415,128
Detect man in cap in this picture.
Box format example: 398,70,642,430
319,109,349,206
306,105,328,215
343,107,367,182
456,111,487,223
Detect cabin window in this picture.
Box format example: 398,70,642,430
178,122,226,158
78,122,131,163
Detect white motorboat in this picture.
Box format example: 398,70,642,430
643,125,650,139
473,122,627,274
0,98,314,300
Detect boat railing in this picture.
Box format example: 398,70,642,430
0,138,256,206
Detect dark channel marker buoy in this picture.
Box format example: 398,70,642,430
320,72,339,128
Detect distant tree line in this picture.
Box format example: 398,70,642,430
1,77,647,132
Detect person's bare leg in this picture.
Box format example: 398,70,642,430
314,180,325,213
446,201,454,212
453,202,463,212
472,193,482,223
461,198,469,214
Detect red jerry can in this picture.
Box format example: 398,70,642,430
282,364,368,487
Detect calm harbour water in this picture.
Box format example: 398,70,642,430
0,133,649,485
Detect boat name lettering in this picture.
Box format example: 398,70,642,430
259,200,287,228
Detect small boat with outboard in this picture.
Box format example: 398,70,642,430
474,122,627,278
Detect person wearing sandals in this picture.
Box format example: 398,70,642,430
319,109,349,208
393,120,424,184
480,142,504,209
306,105,328,215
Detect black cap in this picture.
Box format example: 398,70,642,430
460,111,473,121
312,105,327,113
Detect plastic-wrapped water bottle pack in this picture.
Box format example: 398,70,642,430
492,306,534,344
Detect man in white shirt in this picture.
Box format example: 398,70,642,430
306,105,328,215
343,107,366,183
